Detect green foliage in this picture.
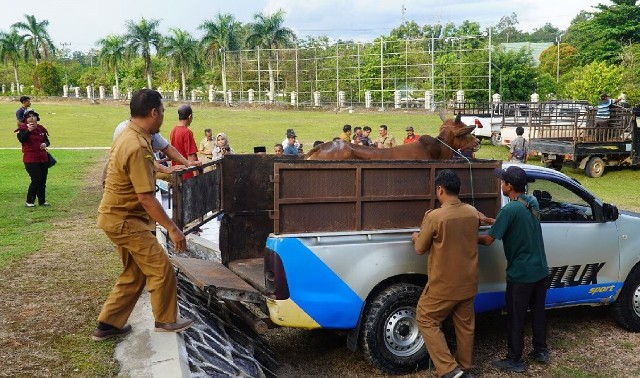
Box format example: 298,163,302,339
539,43,578,78
492,48,537,101
535,72,557,100
620,44,640,105
34,61,61,95
559,61,622,103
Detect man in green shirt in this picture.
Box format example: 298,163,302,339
478,165,550,373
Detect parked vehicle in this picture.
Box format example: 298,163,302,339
454,102,502,145
164,155,640,374
529,107,640,177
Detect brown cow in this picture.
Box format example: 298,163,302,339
306,115,479,160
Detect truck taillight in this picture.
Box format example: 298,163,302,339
475,119,483,128
265,248,290,300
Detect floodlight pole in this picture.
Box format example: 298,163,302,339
556,34,563,82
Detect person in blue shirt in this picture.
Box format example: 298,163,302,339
283,131,299,155
595,93,620,127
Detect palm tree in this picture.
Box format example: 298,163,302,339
12,14,55,65
125,18,162,89
246,9,295,103
199,13,241,105
163,29,198,101
0,30,26,95
97,34,126,96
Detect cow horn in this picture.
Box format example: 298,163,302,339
455,113,462,124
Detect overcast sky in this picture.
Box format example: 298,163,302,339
0,0,608,52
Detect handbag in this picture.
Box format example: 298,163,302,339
47,152,57,168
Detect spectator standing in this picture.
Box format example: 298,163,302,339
361,126,373,146
403,126,420,144
16,96,31,128
412,169,479,378
274,143,284,156
199,128,215,163
508,126,528,163
94,89,192,341
283,131,299,155
478,166,550,373
212,132,234,159
16,109,51,207
339,124,352,142
169,105,199,179
282,128,300,149
376,124,397,148
352,126,363,145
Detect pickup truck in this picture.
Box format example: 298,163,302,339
454,102,502,145
164,156,640,374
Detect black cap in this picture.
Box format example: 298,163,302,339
494,166,528,190
23,108,39,121
287,131,296,138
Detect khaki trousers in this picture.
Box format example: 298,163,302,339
416,287,475,377
98,229,178,328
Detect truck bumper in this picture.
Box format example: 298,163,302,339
266,297,321,329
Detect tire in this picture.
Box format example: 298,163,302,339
491,133,502,146
543,158,563,172
585,156,605,178
612,266,640,332
360,283,428,374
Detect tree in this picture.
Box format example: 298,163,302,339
491,48,537,101
199,13,242,105
97,35,126,95
565,0,640,64
34,61,61,95
125,18,162,89
0,30,26,94
163,29,198,101
529,23,561,43
493,13,524,43
390,21,423,39
246,9,296,103
12,14,55,65
619,44,640,104
538,43,578,79
560,61,622,103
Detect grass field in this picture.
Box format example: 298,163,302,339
1,99,639,375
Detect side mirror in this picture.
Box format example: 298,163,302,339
602,203,619,222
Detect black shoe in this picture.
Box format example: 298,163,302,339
441,367,463,378
492,358,527,373
92,323,132,341
529,350,550,363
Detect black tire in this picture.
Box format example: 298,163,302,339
612,266,640,332
360,283,428,374
585,156,605,178
491,133,502,146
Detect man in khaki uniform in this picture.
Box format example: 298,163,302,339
376,124,397,148
412,169,479,378
93,89,192,341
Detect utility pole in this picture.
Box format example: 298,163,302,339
556,34,563,82
60,42,71,85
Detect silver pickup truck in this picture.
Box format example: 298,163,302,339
168,157,640,375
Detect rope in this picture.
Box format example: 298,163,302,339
435,137,476,207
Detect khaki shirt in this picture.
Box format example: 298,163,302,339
97,121,156,233
376,134,397,148
199,137,215,157
414,199,479,300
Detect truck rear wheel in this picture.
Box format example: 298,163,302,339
612,266,640,331
360,283,428,374
585,157,605,178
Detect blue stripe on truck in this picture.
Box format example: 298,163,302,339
267,237,363,328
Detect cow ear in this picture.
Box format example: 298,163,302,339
454,125,475,136
455,113,462,124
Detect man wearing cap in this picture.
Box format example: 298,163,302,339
170,105,199,179
403,126,420,144
94,89,192,341
282,128,300,149
283,131,299,155
478,165,549,373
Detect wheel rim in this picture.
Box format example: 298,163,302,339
383,306,424,357
592,160,604,176
633,283,640,318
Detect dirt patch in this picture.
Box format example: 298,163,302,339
0,151,121,377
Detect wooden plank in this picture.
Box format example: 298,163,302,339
171,256,262,302
228,258,266,293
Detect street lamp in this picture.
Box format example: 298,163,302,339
491,62,502,99
556,34,564,82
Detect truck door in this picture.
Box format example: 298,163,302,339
526,172,621,306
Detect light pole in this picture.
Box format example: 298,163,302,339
60,42,70,85
491,62,502,99
556,34,563,82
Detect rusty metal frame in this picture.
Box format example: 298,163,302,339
173,160,222,234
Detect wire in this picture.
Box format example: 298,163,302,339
435,137,476,207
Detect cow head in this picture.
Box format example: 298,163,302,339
439,115,480,152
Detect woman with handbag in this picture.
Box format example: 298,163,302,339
16,109,51,207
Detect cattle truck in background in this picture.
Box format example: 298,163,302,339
454,102,503,145
161,155,640,374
